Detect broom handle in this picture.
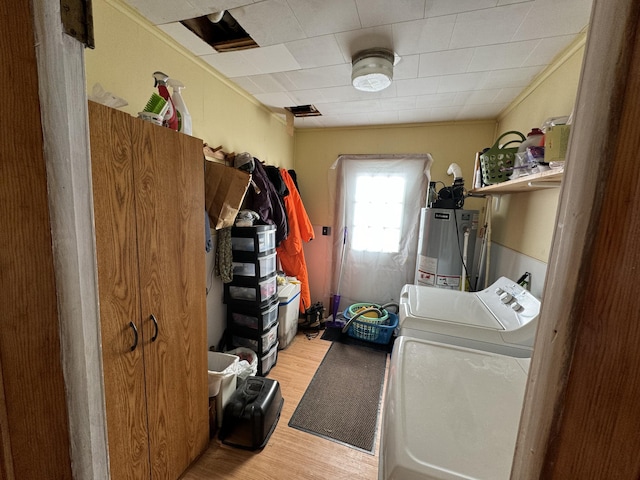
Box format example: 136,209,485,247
336,226,347,294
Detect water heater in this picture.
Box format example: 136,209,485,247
415,208,479,290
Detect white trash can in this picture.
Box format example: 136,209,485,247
207,352,239,427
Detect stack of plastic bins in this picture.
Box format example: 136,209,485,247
224,225,279,376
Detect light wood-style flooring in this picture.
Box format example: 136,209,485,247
181,331,388,479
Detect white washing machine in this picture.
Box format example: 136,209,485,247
379,336,529,480
398,277,540,357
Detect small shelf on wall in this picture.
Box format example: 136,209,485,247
470,169,563,194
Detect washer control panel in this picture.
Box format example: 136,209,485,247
476,277,541,331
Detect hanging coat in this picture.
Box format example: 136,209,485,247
276,169,314,313
242,158,288,245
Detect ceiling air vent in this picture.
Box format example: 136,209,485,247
180,11,258,53
285,105,322,117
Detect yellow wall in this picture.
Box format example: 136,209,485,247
492,36,586,262
84,0,294,167
293,121,496,226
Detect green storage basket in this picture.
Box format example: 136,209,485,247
480,131,526,185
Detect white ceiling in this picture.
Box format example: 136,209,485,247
123,0,593,129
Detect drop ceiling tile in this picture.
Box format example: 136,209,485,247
286,0,361,37
395,77,439,97
513,0,592,41
427,105,463,122
398,109,431,124
240,44,301,74
458,102,508,120
392,15,456,56
458,88,502,105
189,0,254,14
467,40,540,72
229,0,306,46
231,76,264,95
157,23,214,56
418,48,474,77
125,0,200,24
355,0,426,28
436,72,490,93
334,25,394,63
316,99,381,115
424,0,503,17
307,84,398,104
493,87,523,103
415,92,460,108
289,89,328,106
521,35,575,67
201,51,256,77
285,35,345,68
393,55,420,80
378,96,419,111
240,74,289,93
280,64,352,90
482,66,540,89
449,3,533,49
253,91,296,108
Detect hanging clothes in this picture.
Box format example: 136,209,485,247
276,169,314,313
242,158,288,245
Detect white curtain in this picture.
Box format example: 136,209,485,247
331,154,432,310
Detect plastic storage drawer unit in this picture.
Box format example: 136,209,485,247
228,298,279,331
231,225,276,257
224,273,278,307
231,322,279,354
232,252,277,280
219,376,284,450
259,342,279,376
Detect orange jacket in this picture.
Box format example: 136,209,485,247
276,169,314,313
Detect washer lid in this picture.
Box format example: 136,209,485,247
386,337,529,479
401,284,502,329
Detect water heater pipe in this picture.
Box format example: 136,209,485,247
461,228,470,291
447,162,463,180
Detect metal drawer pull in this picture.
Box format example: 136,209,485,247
150,314,159,342
129,321,138,351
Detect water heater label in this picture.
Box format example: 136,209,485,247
416,255,437,286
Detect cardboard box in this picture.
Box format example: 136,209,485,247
545,124,571,162
204,160,251,230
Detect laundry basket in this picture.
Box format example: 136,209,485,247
346,312,398,344
342,303,399,345
480,131,526,185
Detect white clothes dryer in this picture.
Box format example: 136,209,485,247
379,336,529,480
398,277,540,357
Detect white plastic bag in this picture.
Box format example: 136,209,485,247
226,347,258,382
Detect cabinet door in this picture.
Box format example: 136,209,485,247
131,118,208,478
89,102,151,479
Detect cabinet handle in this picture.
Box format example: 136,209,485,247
150,314,159,342
129,321,138,351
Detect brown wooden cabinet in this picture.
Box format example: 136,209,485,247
89,101,208,479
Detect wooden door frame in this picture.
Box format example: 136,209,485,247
30,0,109,478
511,0,640,477
29,0,637,477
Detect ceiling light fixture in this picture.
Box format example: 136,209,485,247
351,48,394,93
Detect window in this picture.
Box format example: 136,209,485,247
331,154,432,307
352,174,406,253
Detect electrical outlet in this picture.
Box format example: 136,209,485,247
322,226,331,236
